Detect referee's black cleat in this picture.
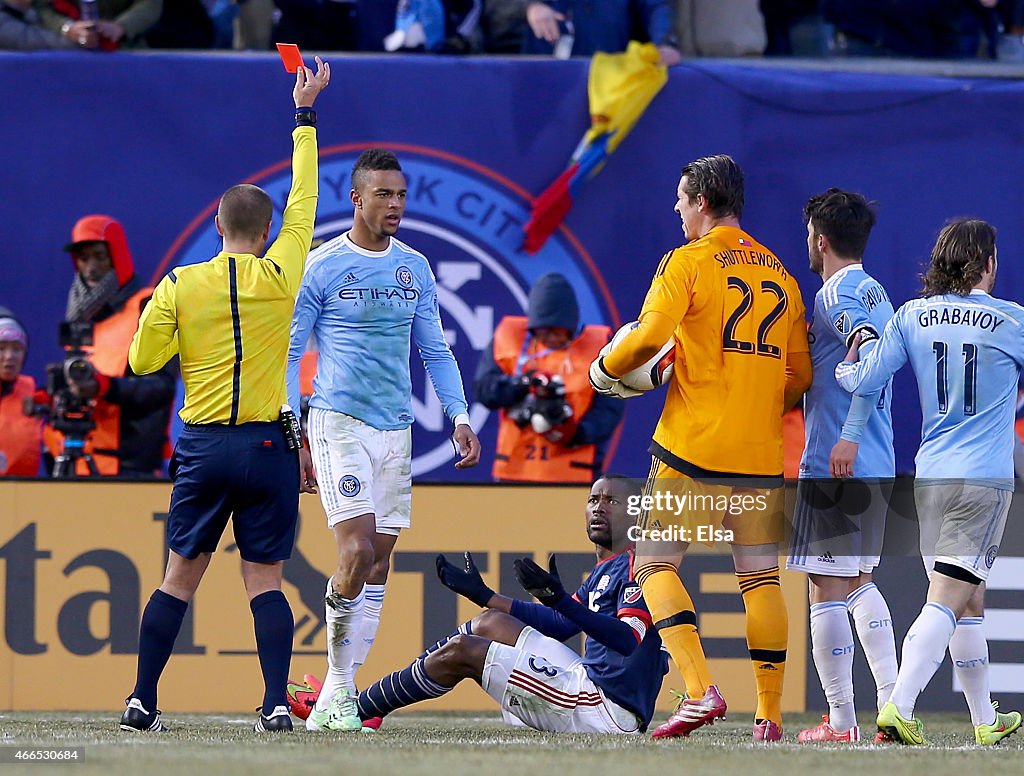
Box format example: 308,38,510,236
119,697,166,732
255,705,294,733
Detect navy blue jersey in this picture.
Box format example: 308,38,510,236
575,551,668,730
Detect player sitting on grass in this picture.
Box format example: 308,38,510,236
289,474,668,734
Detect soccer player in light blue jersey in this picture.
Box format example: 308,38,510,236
837,219,1022,746
787,189,898,743
286,149,481,732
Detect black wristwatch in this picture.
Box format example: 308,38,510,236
295,107,316,127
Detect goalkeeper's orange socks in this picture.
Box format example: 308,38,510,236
737,566,787,725
636,562,711,699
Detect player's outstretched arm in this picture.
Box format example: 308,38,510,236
515,555,641,655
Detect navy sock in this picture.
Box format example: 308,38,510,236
251,590,294,715
357,657,452,720
132,589,188,711
417,621,474,661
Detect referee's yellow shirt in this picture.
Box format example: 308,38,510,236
128,126,318,425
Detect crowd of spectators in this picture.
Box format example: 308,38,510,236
3,0,1023,61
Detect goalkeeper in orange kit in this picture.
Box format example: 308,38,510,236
590,155,812,742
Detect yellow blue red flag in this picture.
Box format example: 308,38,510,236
524,42,668,254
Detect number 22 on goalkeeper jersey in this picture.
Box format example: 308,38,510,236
643,225,809,476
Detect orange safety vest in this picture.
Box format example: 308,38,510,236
491,317,610,483
0,375,42,476
44,288,152,476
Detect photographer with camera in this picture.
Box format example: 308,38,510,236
41,215,177,478
0,309,42,477
474,273,624,483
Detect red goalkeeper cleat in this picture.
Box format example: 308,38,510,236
362,716,383,732
797,714,859,743
285,675,322,721
651,685,727,739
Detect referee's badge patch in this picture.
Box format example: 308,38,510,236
339,475,361,497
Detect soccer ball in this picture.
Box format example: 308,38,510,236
603,321,675,392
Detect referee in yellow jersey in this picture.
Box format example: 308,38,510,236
118,58,331,735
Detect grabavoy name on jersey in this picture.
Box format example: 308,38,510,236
339,286,419,306
713,248,788,280
917,306,1005,332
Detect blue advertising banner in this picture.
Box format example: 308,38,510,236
3,52,1023,480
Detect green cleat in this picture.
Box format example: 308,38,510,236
305,706,332,732
876,702,925,745
975,702,1022,746
326,688,362,732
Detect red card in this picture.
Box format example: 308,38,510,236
276,43,305,74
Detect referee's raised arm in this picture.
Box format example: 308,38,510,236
269,58,332,297
120,58,331,737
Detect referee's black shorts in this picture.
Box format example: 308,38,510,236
167,422,299,563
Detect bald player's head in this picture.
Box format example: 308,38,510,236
218,184,273,243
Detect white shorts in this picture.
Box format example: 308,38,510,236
480,627,641,735
915,482,1011,583
786,479,891,577
307,408,412,535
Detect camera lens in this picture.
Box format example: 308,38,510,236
65,357,94,383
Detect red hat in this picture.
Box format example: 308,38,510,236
64,214,134,287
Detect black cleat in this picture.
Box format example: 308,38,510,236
255,705,293,732
120,698,166,732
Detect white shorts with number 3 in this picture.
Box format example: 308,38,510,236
481,626,640,734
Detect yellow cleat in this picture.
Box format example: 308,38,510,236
876,702,925,745
975,702,1022,746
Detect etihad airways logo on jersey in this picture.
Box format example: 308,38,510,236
158,145,617,479
338,286,419,303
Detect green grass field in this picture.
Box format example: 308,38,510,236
0,712,1020,776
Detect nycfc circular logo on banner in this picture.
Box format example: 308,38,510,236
158,145,618,479
339,475,361,497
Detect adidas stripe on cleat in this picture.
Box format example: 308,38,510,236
974,702,1022,746
651,685,727,738
119,698,165,732
255,705,293,732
